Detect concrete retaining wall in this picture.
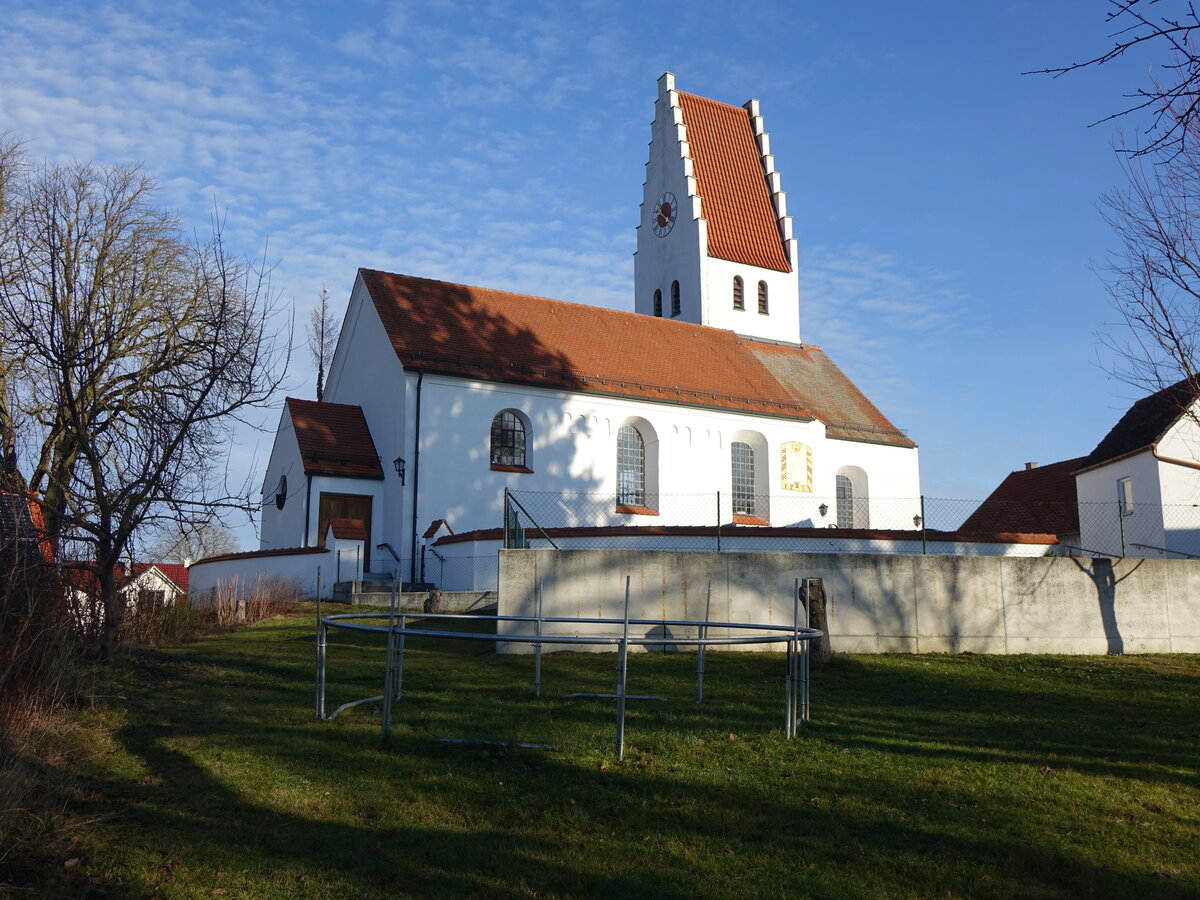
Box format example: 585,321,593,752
497,549,1200,654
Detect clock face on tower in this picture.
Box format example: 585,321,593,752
652,192,677,237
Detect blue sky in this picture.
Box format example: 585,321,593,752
0,0,1171,547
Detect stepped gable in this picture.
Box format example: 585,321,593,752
677,91,791,273
1079,378,1200,471
286,398,384,479
959,458,1085,536
361,269,913,445
748,342,914,447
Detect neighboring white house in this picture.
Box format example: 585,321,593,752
121,563,189,607
971,378,1200,559
1075,379,1200,558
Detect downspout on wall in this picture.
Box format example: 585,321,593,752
409,371,424,585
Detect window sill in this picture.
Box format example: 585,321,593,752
731,515,771,527
491,464,533,474
615,504,659,516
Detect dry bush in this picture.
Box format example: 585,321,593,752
0,564,78,735
196,573,303,631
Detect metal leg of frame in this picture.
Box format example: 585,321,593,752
801,578,812,723
615,575,631,759
696,580,710,705
394,613,407,701
534,578,543,698
316,620,327,720
381,626,395,738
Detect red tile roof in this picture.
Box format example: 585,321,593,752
361,269,913,447
286,398,384,479
131,562,190,593
1079,378,1200,471
959,458,1085,536
677,91,790,273
328,517,366,541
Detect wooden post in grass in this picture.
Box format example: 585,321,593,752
803,578,832,667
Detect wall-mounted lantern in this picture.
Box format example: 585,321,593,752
393,456,407,485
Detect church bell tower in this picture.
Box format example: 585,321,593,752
633,73,800,343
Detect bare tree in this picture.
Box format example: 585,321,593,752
1100,121,1200,395
1028,1,1200,157
141,518,241,564
0,148,288,660
306,283,339,402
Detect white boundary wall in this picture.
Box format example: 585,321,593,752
498,549,1200,654
189,548,333,603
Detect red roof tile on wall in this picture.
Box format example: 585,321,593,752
677,92,790,273
286,398,384,479
361,269,913,446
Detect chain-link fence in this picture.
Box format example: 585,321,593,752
499,489,1200,560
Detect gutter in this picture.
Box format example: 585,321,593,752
1152,445,1200,471
303,473,312,547
409,370,424,584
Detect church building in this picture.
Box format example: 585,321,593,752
256,73,921,587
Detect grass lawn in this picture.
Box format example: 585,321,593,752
11,607,1200,899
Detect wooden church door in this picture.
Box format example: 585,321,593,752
317,492,373,572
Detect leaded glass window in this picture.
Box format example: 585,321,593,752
617,425,646,507
836,474,853,528
732,441,755,516
490,411,526,467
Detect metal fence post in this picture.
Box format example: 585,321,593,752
920,495,927,555
534,577,543,698
716,491,722,552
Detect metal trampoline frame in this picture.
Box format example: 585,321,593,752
315,576,823,758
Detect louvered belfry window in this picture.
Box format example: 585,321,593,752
490,410,526,467
757,280,768,314
733,276,744,310
653,289,662,317
671,281,681,317
617,425,646,507
731,441,755,516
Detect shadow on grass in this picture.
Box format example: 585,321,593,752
54,616,1200,898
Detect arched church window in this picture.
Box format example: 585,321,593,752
616,425,646,507
731,441,755,517
653,289,662,317
275,475,287,511
671,281,681,317
836,466,869,528
757,280,769,314
490,410,527,469
733,276,744,311
836,474,853,528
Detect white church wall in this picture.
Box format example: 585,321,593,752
1076,450,1164,557
405,372,920,547
324,274,408,552
259,406,309,551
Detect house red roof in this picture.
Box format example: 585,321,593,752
360,269,914,447
959,458,1086,537
1078,378,1200,472
327,517,366,541
677,92,790,273
130,562,189,594
286,398,384,479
